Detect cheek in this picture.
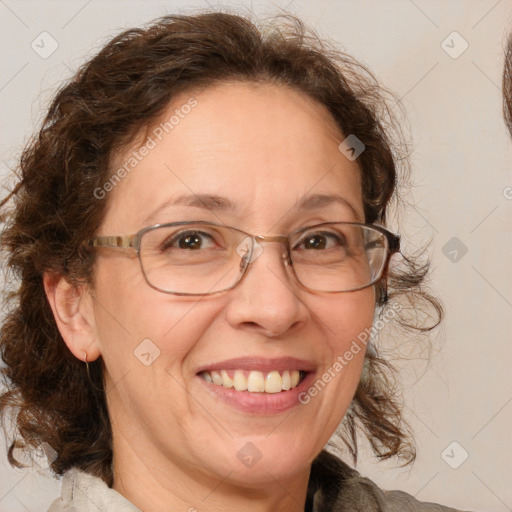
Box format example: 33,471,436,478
313,287,375,392
91,259,222,373
290,288,375,445
319,287,375,349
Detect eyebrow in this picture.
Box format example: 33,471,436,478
143,192,361,224
296,193,361,220
142,194,233,224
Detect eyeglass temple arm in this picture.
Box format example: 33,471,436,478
87,235,140,249
365,225,400,254
388,234,400,254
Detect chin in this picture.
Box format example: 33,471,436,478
205,435,315,486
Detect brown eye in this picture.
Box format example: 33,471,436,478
296,232,347,251
163,231,216,251
178,233,203,249
303,234,327,249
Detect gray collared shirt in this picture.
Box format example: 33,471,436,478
48,468,140,512
47,464,472,512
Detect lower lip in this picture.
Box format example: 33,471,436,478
196,371,317,414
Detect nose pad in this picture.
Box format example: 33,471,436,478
282,247,292,267
236,235,293,282
236,236,264,271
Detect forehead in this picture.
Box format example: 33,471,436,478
102,81,364,233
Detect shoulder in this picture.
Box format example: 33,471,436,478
309,450,475,512
50,454,474,512
47,467,140,512
382,489,474,511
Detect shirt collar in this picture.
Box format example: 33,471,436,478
50,467,141,512
50,450,355,512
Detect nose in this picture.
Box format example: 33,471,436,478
225,241,310,338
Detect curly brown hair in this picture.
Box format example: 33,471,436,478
0,11,442,485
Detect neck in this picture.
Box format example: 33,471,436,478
111,430,311,512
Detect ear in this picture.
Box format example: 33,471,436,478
43,273,101,362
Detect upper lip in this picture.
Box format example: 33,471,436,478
195,356,317,374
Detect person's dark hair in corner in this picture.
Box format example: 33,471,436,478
0,11,472,512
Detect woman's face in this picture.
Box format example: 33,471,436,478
89,82,375,488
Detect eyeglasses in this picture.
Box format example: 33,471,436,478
86,221,400,296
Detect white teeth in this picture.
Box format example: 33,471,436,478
233,370,247,391
281,370,291,390
220,370,234,389
200,369,304,393
211,370,223,386
265,371,282,393
247,371,265,392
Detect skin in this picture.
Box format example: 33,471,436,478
45,81,376,512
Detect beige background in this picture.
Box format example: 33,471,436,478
1,0,511,510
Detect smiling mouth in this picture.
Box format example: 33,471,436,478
198,369,308,393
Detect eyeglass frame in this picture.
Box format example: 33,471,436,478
85,220,400,296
